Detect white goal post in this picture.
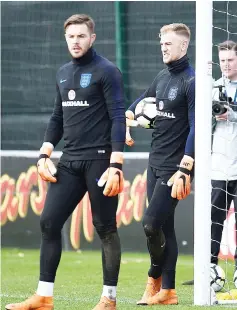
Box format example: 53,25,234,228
194,0,213,306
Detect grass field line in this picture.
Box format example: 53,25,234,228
1,256,194,266
1,294,136,304
121,258,193,266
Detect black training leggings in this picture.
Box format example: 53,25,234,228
211,180,237,267
39,159,121,286
142,164,179,289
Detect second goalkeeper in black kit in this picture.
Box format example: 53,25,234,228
126,23,195,306
5,14,125,310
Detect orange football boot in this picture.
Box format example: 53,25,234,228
5,294,53,310
92,296,116,310
137,276,162,305
147,288,178,305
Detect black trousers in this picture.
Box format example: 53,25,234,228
211,179,237,267
39,159,121,285
142,165,179,289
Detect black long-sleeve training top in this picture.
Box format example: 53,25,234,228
129,55,195,171
44,48,126,161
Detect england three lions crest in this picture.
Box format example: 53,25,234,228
80,73,92,88
168,86,178,101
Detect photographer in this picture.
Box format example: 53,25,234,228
183,40,237,287
211,40,237,281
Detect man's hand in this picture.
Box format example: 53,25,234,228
98,166,124,196
215,110,228,121
126,126,134,147
37,142,57,183
125,110,135,146
215,105,234,121
37,157,57,183
97,152,124,196
167,155,194,200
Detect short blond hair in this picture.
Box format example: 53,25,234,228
160,23,191,40
64,14,95,33
218,40,237,54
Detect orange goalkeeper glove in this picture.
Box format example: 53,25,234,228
37,143,57,183
97,152,124,196
167,155,194,200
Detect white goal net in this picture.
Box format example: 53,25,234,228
211,0,237,304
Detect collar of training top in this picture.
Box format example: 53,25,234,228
72,47,96,65
229,80,237,85
166,54,190,74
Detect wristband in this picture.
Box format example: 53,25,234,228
110,163,123,170
179,167,190,175
38,154,49,160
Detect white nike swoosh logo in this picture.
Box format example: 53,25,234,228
60,79,67,83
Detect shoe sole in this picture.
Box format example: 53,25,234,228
149,297,178,305
161,298,178,305
136,302,148,306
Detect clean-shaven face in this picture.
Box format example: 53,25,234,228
65,24,96,58
160,31,188,64
219,50,237,81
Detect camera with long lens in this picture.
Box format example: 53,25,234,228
212,85,232,116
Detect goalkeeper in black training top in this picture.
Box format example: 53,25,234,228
6,14,126,310
126,23,195,306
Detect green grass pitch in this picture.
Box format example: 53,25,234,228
1,249,232,309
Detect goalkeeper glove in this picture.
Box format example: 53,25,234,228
125,110,135,146
167,155,194,200
97,152,124,196
37,142,57,183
